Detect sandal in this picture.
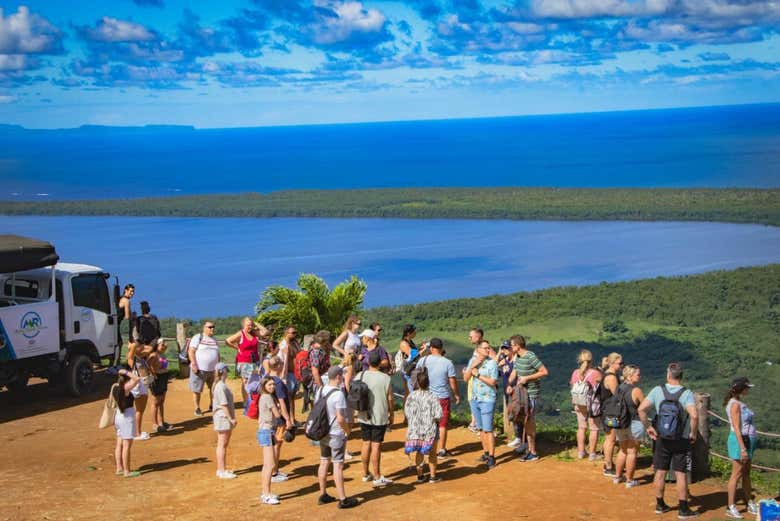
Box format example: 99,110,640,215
123,471,141,478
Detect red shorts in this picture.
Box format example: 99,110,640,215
438,398,451,428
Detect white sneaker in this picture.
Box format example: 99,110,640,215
747,501,758,515
725,505,743,519
624,479,639,488
372,476,393,487
217,470,237,479
271,473,288,483
362,474,375,482
344,452,354,461
133,432,150,441
275,471,288,478
507,438,520,448
261,494,280,505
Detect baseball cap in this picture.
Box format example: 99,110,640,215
360,328,376,339
327,366,343,380
731,376,754,390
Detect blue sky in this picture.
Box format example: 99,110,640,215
0,0,778,128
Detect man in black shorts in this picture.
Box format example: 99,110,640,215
356,350,395,487
638,362,699,519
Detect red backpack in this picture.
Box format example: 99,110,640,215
246,391,260,420
294,350,313,386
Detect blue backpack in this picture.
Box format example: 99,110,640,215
656,386,687,440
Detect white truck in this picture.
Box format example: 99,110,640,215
0,235,120,396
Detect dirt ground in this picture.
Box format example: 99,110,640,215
0,373,738,521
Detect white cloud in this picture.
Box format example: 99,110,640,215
0,6,63,54
83,17,156,43
0,54,31,71
0,94,16,103
532,0,673,19
310,1,387,45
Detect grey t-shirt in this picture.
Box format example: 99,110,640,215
212,380,234,421
258,393,275,430
356,370,391,426
417,355,456,399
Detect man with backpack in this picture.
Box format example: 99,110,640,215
638,362,699,519
309,330,332,392
136,301,161,346
309,366,358,509
295,340,313,413
356,350,394,487
508,334,548,462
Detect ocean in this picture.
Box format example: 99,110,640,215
1,103,779,200
3,216,779,318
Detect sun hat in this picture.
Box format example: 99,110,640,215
360,328,376,339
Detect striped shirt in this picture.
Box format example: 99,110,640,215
514,350,543,398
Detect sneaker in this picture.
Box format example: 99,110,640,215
468,424,479,433
344,452,354,461
271,473,288,483
725,505,743,519
603,467,616,477
613,476,626,485
429,476,442,483
275,471,288,478
486,456,497,469
589,453,602,461
507,437,521,448
217,470,237,479
133,432,150,441
577,451,587,459
338,497,358,509
522,453,539,462
677,507,699,519
747,501,758,515
625,479,639,488
261,495,280,505
437,449,451,458
416,473,427,484
318,493,337,505
194,408,203,417
361,473,375,483
372,476,393,487
162,422,173,431
655,502,671,515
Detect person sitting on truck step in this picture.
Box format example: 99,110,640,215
189,321,221,417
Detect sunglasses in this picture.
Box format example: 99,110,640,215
206,325,215,329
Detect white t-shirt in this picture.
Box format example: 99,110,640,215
344,331,361,354
191,333,220,371
319,385,347,437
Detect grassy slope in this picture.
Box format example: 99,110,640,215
2,187,780,225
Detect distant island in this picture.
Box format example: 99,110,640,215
2,187,779,226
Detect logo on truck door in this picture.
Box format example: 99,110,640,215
19,311,44,339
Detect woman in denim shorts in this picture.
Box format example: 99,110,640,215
613,365,646,488
257,377,281,505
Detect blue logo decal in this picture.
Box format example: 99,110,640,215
20,312,43,339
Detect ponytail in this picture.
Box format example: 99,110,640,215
577,349,592,378
601,352,622,371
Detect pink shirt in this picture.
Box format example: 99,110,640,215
570,368,600,388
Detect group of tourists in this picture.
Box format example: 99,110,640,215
109,295,763,518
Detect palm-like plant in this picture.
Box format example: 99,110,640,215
256,274,367,337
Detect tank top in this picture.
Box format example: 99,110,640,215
237,330,259,364
116,387,135,412
406,338,418,360
726,398,756,437
344,331,361,354
618,382,639,421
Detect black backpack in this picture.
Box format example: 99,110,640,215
137,315,160,345
305,388,339,441
656,386,687,440
347,373,371,415
602,382,631,429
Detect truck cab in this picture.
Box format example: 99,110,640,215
0,236,119,396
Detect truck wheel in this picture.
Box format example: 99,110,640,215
6,374,29,393
66,355,94,397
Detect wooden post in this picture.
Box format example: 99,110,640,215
692,392,711,483
503,394,511,438
176,322,189,379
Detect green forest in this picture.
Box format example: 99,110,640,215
3,187,780,225
163,264,780,472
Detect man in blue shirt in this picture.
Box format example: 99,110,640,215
638,362,699,519
416,338,460,457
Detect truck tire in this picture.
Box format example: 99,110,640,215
66,354,95,397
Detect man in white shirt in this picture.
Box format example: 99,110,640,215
316,366,358,509
188,321,220,417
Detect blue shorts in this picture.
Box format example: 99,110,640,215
470,400,496,433
256,429,275,447
285,373,297,393
727,432,757,460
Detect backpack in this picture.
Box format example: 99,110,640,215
305,388,339,441
602,383,631,429
393,350,405,375
655,386,687,440
589,370,612,418
294,350,313,386
571,371,593,407
246,391,260,420
347,373,372,415
410,356,428,390
137,315,159,345
506,382,530,424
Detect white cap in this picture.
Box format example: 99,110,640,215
359,328,376,339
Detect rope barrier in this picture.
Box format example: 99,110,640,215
708,450,780,472
706,410,780,438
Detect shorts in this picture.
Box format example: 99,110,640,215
438,398,451,429
528,396,541,417
652,438,692,472
575,405,601,432
189,369,215,393
469,400,496,433
320,434,346,463
257,428,276,447
236,363,256,380
213,413,234,432
130,378,148,398
285,373,297,394
114,407,136,440
727,432,757,460
616,420,646,443
150,373,169,397
360,423,387,443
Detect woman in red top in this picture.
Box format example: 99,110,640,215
226,317,261,406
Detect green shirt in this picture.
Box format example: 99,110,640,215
514,351,543,398
356,370,391,426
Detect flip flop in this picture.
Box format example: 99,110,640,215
123,471,141,478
